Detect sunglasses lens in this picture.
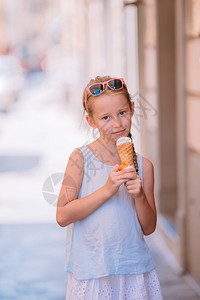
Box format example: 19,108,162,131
108,79,123,90
89,83,104,96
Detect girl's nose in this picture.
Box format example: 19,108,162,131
112,117,121,128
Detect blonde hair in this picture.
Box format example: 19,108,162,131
82,75,139,175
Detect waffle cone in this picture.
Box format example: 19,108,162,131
117,142,133,166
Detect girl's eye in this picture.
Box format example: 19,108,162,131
102,116,110,120
119,111,126,116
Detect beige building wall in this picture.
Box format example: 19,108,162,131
185,0,200,285
138,0,200,287
85,0,127,80
137,0,160,211
122,3,141,151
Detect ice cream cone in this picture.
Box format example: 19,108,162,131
116,137,134,168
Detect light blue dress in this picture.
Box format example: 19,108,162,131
65,145,155,280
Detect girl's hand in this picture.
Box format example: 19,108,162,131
104,164,128,197
122,168,144,199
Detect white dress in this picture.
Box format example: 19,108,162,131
66,269,163,299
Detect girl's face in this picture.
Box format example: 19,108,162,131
86,93,134,145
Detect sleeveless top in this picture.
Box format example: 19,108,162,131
65,145,155,280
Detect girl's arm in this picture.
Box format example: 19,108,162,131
124,157,157,235
56,149,127,227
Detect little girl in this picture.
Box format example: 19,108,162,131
56,76,163,299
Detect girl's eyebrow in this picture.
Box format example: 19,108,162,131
117,104,129,111
98,112,110,119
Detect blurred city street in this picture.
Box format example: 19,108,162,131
0,223,67,300
0,76,90,299
0,75,89,223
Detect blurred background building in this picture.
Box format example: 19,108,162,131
0,0,200,297
137,0,200,292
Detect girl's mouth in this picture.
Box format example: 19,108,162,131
112,129,126,135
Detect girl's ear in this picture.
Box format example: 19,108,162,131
86,115,97,129
131,101,134,117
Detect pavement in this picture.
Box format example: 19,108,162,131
0,223,66,300
146,232,200,300
0,79,200,299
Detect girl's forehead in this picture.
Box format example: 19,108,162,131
95,93,128,104
92,93,129,113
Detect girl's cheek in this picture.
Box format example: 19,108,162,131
101,124,112,134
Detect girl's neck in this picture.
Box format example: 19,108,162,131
88,138,121,166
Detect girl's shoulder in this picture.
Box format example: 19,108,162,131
141,156,154,182
142,156,154,171
70,147,84,159
68,148,84,170
69,144,96,167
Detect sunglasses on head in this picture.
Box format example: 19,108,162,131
84,78,125,108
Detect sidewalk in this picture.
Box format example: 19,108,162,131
1,222,200,300
146,232,200,300
0,223,67,300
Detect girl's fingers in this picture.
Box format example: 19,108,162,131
120,172,138,181
112,164,120,172
112,166,140,187
122,168,137,175
122,167,135,173
125,179,140,185
125,180,141,191
119,179,128,185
